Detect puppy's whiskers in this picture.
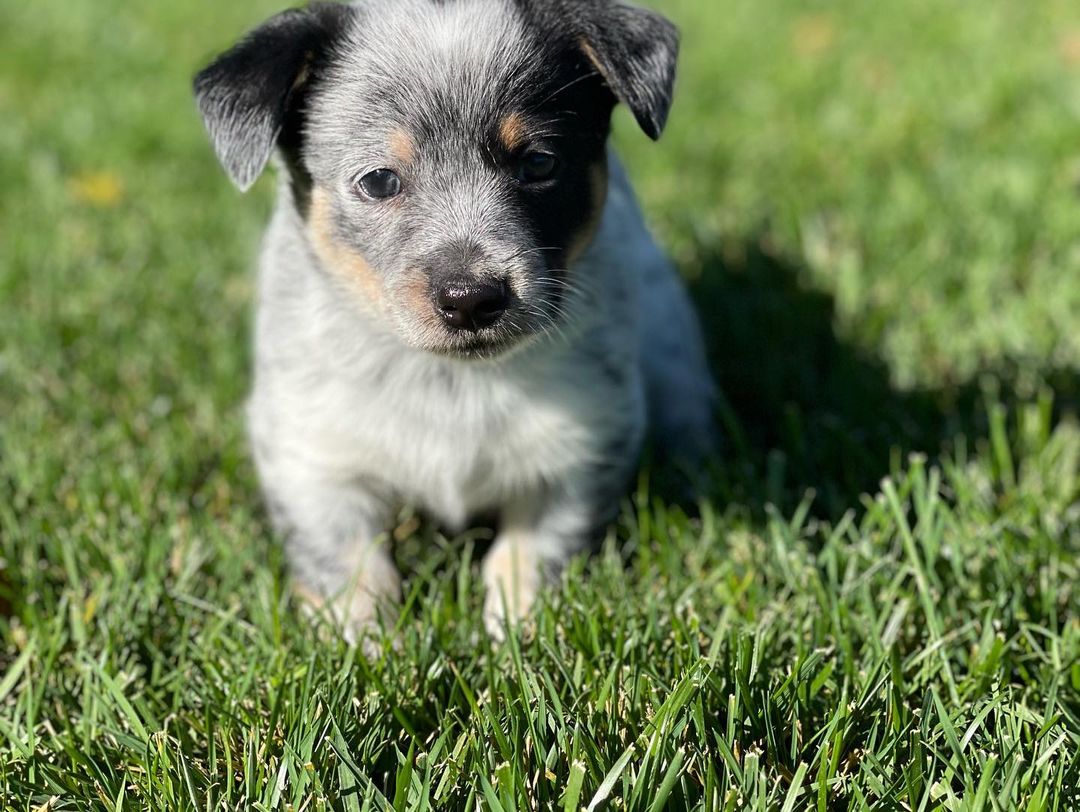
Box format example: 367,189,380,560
536,70,601,107
526,272,598,347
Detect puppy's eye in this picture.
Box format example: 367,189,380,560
517,152,559,184
354,168,402,200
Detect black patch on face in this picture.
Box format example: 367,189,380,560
491,39,615,271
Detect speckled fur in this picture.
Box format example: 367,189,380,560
195,0,715,641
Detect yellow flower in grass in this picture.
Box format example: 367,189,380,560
67,170,124,208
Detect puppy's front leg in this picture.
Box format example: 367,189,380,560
482,486,600,639
267,469,400,644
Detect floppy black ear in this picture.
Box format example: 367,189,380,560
576,0,679,140
193,3,354,191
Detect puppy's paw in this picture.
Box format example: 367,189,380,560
293,551,402,655
482,536,542,641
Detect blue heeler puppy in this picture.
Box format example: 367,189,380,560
194,0,715,642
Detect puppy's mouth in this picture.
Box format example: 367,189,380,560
433,336,518,360
422,315,540,360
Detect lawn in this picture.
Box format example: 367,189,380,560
2,0,1080,808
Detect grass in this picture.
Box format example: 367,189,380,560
2,0,1080,808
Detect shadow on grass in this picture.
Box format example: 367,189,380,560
683,238,1079,518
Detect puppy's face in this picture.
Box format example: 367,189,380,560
195,0,678,358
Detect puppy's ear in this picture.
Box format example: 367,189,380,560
193,3,354,191
576,1,679,140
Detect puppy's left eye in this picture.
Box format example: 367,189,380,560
354,168,402,200
517,152,560,184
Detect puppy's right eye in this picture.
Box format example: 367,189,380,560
354,169,402,200
517,151,560,184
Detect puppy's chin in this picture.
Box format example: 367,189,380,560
395,316,544,361
432,340,516,361
416,330,531,361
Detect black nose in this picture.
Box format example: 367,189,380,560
435,277,509,332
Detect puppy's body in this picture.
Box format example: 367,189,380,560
196,0,714,637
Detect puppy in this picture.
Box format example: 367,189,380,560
194,0,715,641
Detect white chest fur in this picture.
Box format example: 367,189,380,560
258,334,619,529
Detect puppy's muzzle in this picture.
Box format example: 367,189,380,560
434,276,509,332
425,242,510,333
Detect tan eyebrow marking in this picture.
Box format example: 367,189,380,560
497,112,529,152
388,128,416,165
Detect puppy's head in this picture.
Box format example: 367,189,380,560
195,0,678,358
